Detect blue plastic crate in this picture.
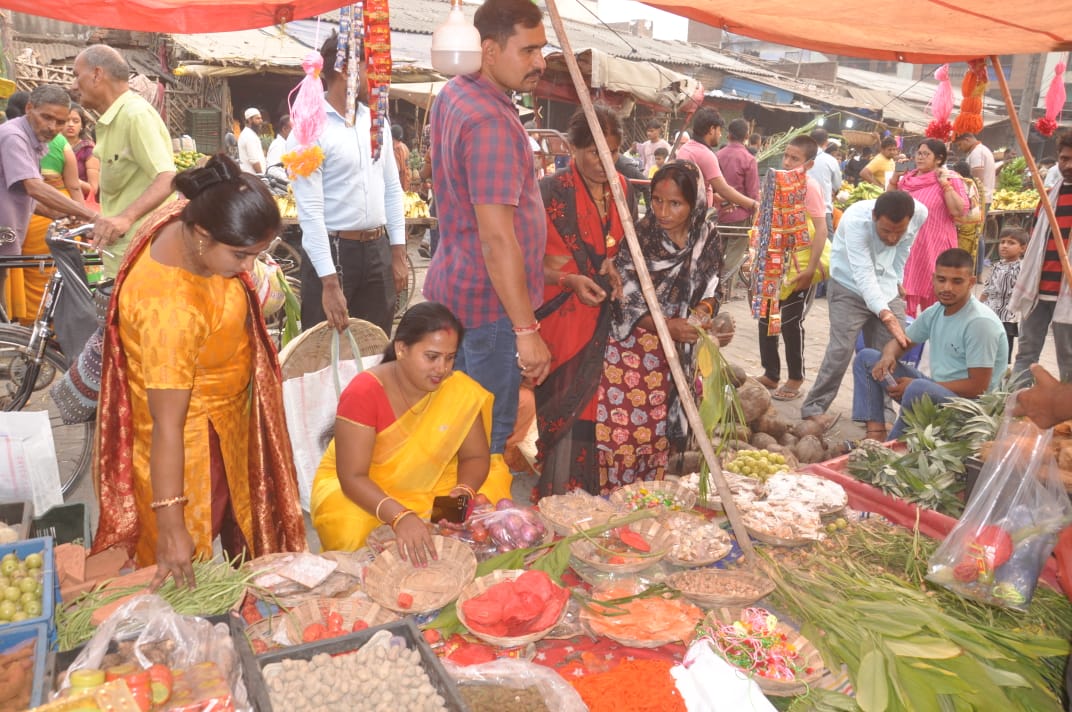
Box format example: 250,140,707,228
0,622,49,707
0,537,56,645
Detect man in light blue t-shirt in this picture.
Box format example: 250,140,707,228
853,248,1007,440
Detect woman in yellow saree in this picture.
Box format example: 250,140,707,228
312,302,512,560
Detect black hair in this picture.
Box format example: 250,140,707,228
27,84,70,111
473,0,543,45
391,124,403,141
788,135,819,161
810,127,829,144
278,114,291,133
1057,130,1072,154
382,302,465,362
748,133,761,145
652,161,699,213
645,119,663,132
950,160,971,179
319,32,349,82
880,137,898,150
173,154,280,247
1039,156,1056,168
691,108,724,141
955,132,977,142
935,247,974,270
727,118,749,142
916,138,948,166
653,146,669,158
872,190,916,223
68,103,93,141
566,104,622,149
998,226,1029,246
4,91,28,120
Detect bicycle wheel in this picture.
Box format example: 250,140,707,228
0,325,92,497
267,237,302,277
394,258,417,319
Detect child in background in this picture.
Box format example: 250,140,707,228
648,146,668,179
981,226,1028,363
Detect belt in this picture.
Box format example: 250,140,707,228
328,226,386,242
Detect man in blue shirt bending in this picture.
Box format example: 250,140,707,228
801,191,927,430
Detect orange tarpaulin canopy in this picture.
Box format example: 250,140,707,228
642,0,1072,63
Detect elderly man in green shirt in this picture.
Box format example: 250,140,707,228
71,44,175,276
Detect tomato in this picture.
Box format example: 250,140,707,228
325,611,344,634
352,619,369,632
302,623,327,642
397,592,414,609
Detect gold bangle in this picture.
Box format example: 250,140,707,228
390,509,416,529
452,484,477,499
374,496,394,523
150,495,188,510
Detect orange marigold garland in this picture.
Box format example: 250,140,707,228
953,59,988,136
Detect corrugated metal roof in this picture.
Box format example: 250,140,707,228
12,40,81,65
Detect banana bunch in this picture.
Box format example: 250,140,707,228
990,188,1039,211
275,195,298,219
404,192,430,219
173,150,207,171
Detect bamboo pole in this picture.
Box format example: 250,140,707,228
544,0,757,564
989,55,1072,288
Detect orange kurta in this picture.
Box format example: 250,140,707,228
118,246,255,564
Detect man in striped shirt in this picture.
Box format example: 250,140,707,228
1010,130,1072,383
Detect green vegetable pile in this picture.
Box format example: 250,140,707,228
766,522,1072,712
997,156,1027,192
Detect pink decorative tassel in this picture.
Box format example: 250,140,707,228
281,52,328,179
1036,62,1066,138
926,64,954,141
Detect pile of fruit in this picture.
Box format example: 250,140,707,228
990,188,1039,211
404,192,430,218
274,194,298,219
834,181,884,209
724,449,789,481
172,151,207,171
0,551,44,624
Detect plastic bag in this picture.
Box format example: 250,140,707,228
927,398,1072,609
443,658,587,712
56,594,251,711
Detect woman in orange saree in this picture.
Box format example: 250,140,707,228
312,302,511,560
93,155,306,587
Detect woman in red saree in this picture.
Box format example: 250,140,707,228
534,106,633,498
94,155,306,587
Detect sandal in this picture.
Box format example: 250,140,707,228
755,375,779,390
772,382,803,401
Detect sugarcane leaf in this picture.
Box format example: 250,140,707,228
856,617,925,638
855,647,889,712
977,663,1031,689
888,660,946,712
529,539,571,582
884,636,962,659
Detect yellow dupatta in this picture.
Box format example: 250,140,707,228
310,371,512,551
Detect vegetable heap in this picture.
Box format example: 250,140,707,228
697,607,808,682
620,488,681,511
438,496,548,553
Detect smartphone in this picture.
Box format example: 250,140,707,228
431,495,468,524
895,159,915,173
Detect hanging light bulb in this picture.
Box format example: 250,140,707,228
845,118,855,128
816,116,826,127
431,0,482,76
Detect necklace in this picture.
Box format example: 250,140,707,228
580,177,616,249
391,363,429,415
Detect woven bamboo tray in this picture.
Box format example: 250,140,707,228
744,525,819,548
704,607,826,696
580,589,704,648
365,535,477,614
284,597,400,642
609,480,698,513
538,492,621,536
666,569,775,609
569,519,674,574
455,570,568,648
655,511,733,568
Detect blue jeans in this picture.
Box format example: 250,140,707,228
853,347,956,439
454,316,520,454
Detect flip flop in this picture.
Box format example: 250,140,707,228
772,385,802,401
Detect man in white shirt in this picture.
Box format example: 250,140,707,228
287,33,406,335
265,114,290,184
801,191,928,429
238,107,265,175
807,128,843,237
954,133,996,206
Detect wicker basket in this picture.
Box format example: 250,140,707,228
841,129,880,148
538,492,621,537
279,318,388,381
704,608,826,696
569,519,674,574
581,591,704,648
667,569,775,609
744,526,819,548
364,535,477,614
455,570,568,647
609,480,698,513
656,511,733,568
283,597,400,642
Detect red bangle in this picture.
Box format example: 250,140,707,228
512,322,540,335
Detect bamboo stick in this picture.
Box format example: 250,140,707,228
544,0,757,564
989,55,1072,289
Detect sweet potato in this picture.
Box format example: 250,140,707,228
778,432,798,448
792,419,825,440
736,378,773,424
751,405,789,439
794,435,827,464
727,363,747,388
750,432,779,450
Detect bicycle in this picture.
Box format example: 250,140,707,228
0,222,101,496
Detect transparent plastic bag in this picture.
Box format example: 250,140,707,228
56,594,250,710
927,398,1072,609
443,658,587,712
465,506,550,553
